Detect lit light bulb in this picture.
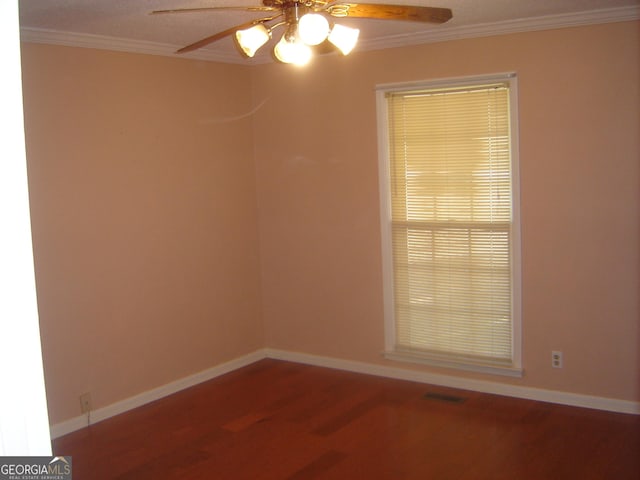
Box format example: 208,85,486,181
328,24,359,55
274,35,312,66
298,13,330,46
235,24,270,57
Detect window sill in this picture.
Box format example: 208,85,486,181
384,350,524,378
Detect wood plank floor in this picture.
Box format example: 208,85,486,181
53,359,640,479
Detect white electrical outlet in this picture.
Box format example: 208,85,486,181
552,350,563,369
79,392,92,413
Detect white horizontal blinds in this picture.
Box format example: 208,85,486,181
387,83,513,366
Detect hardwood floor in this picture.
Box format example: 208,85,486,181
53,359,640,479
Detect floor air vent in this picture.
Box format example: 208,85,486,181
424,392,466,403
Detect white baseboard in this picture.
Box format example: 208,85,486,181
50,350,267,439
264,348,640,415
50,347,639,438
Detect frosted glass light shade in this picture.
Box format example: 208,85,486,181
298,13,329,46
235,24,270,57
274,36,312,66
328,24,359,55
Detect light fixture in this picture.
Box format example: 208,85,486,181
238,5,358,65
274,35,312,66
223,7,360,65
272,19,312,66
328,24,360,55
235,23,271,58
298,13,330,46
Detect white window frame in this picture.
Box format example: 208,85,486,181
376,73,523,377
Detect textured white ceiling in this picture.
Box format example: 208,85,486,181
18,0,640,63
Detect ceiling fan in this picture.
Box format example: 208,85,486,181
152,1,453,65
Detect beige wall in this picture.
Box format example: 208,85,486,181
252,21,639,401
21,20,639,426
21,45,264,424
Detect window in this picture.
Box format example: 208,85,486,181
377,73,522,377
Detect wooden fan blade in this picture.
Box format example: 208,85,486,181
176,19,264,54
326,4,452,23
151,6,278,15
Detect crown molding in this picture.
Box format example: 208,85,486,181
20,5,640,65
20,27,249,65
360,5,640,52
